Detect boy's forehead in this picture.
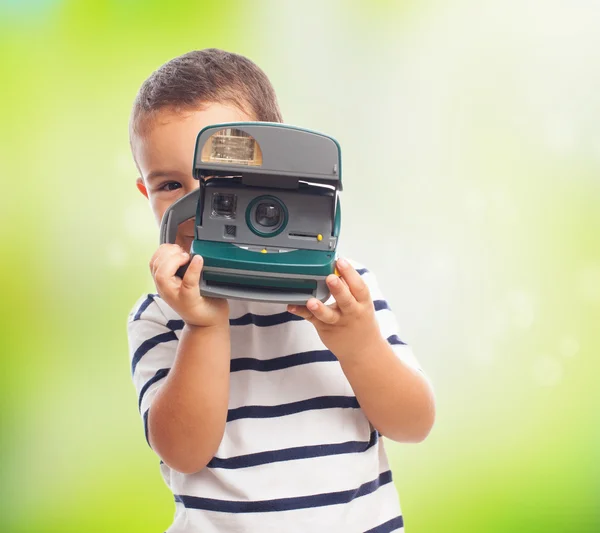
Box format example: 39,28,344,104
132,103,253,179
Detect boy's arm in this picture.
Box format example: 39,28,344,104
288,259,435,443
335,336,434,443
148,322,230,474
128,244,231,474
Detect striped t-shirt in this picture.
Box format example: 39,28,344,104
127,264,421,533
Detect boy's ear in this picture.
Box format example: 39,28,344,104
136,177,149,199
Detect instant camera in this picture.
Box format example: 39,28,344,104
160,122,342,304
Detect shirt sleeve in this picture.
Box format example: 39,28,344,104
127,293,180,446
350,261,423,372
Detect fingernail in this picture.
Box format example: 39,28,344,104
328,276,339,286
338,258,348,268
307,300,319,311
288,306,296,313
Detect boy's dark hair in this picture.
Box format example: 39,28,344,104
130,48,283,135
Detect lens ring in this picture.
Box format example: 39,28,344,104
246,195,288,238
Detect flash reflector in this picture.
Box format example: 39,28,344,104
200,128,263,166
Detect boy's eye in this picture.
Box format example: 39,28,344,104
159,181,182,192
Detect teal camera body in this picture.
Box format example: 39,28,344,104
160,122,342,305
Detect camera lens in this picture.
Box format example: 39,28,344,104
212,193,237,218
255,202,281,228
246,195,288,237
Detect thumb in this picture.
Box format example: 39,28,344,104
180,254,203,296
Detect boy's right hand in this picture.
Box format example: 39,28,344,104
150,244,229,328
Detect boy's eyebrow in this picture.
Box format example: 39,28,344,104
146,170,189,183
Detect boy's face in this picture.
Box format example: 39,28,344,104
132,102,254,252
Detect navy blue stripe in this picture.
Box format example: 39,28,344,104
231,300,387,326
174,470,392,513
230,349,337,373
230,311,304,327
138,368,170,411
387,334,407,346
374,299,391,312
131,331,178,375
162,308,388,333
227,395,360,422
364,516,404,533
167,319,184,331
143,409,150,446
208,430,378,470
133,294,156,321
229,301,388,327
356,268,369,275
167,313,303,329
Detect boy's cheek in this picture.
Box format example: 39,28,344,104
175,219,195,251
178,218,195,237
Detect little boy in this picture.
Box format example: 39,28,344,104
127,49,435,533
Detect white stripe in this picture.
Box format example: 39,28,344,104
228,357,352,409
229,315,318,360
217,405,372,459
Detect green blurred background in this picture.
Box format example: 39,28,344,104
1,0,599,531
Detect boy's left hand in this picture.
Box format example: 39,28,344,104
287,258,384,361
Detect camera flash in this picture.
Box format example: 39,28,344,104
201,128,263,166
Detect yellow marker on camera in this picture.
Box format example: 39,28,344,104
261,248,268,254
317,234,323,242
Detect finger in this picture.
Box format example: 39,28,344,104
149,248,164,276
180,255,203,296
152,249,186,281
287,305,316,322
306,298,341,325
336,258,371,304
326,274,357,313
154,250,190,290
150,244,184,276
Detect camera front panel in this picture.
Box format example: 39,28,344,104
197,180,336,252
